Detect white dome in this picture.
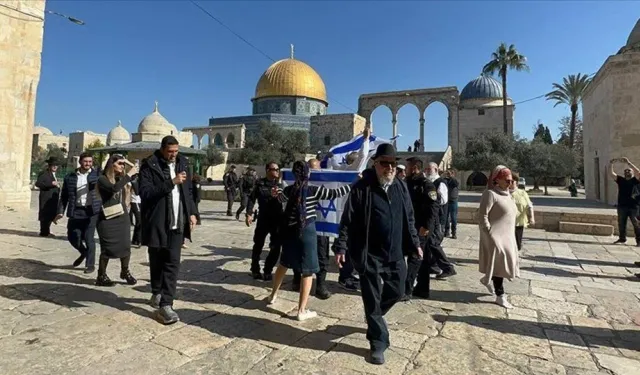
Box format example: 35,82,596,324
627,19,640,48
107,120,131,145
137,101,175,135
34,124,53,136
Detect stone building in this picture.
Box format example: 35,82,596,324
458,75,514,142
106,120,131,146
32,124,68,152
131,102,192,147
310,114,367,153
583,19,640,205
67,130,107,167
0,0,46,210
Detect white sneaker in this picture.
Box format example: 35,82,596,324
480,277,494,294
266,295,277,305
496,295,513,309
297,309,317,321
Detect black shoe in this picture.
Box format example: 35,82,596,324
95,274,115,287
614,239,627,244
120,270,137,285
156,305,180,325
73,254,86,267
444,232,450,237
84,266,95,274
635,261,640,267
252,272,263,280
452,234,457,239
436,269,457,280
226,211,233,217
149,294,161,309
131,242,141,249
263,273,273,282
399,294,412,302
315,285,332,300
338,277,359,292
412,289,430,299
635,273,640,279
368,348,385,365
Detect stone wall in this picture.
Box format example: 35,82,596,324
309,113,366,153
68,131,107,167
458,100,514,149
583,51,640,205
32,133,68,151
0,0,46,210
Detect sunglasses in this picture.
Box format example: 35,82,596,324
268,168,280,172
377,161,397,168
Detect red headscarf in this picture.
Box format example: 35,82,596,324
488,165,511,187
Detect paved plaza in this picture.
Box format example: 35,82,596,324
0,195,639,375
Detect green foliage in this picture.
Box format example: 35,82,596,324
557,116,584,179
515,141,577,194
234,121,309,167
203,147,225,167
545,73,591,149
533,122,553,144
85,139,106,166
452,132,521,172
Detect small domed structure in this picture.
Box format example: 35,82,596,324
626,19,640,48
460,75,504,101
137,101,175,135
34,124,53,136
107,120,131,145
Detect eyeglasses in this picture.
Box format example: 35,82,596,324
268,168,280,172
505,179,513,183
376,161,397,168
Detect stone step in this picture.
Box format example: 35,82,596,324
559,221,614,236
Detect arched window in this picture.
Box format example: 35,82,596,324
467,171,488,188
213,133,224,148
226,133,235,148
324,136,331,146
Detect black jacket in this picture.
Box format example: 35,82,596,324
334,168,420,273
239,175,257,195
35,170,60,222
246,177,283,217
223,171,238,192
138,151,198,248
406,173,439,234
58,169,101,218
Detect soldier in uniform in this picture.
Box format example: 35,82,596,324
425,162,457,279
245,162,283,280
223,165,239,216
236,167,257,220
404,158,439,300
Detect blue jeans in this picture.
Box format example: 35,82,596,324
445,201,458,235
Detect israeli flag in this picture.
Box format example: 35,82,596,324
320,133,400,169
282,169,359,238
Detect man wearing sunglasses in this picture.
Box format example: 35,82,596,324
245,162,284,281
334,143,421,365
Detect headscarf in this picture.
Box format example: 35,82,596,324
284,160,310,235
488,165,511,188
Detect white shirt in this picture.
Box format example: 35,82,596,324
168,162,180,230
76,170,91,207
426,173,448,205
129,182,141,204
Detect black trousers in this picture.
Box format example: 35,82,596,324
130,203,142,245
226,190,236,213
251,217,281,275
427,225,454,274
617,206,640,242
236,193,250,217
293,235,330,287
39,220,53,236
493,276,504,296
67,212,97,267
406,235,430,296
148,230,183,307
515,226,524,251
359,256,406,351
439,205,448,231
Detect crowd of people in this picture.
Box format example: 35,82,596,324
34,129,640,365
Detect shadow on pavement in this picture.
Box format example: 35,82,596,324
523,255,638,268
0,228,67,241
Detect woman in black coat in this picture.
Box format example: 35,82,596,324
95,154,138,287
35,157,60,237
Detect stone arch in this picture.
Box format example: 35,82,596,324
226,133,235,148
213,133,224,148
466,171,488,189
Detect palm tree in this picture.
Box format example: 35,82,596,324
545,73,592,149
482,43,530,134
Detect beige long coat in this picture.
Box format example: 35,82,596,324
478,188,519,280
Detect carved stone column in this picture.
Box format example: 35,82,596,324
419,116,425,152
391,111,398,147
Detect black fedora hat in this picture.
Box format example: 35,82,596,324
372,143,399,160
45,156,59,165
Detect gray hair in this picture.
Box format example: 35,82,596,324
427,162,439,171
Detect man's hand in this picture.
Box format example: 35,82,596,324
127,165,139,177
335,254,345,268
52,181,58,187
530,219,535,226
326,151,334,158
173,172,187,185
53,214,63,224
623,157,630,164
189,215,197,230
246,214,253,227
416,247,424,259
419,227,429,237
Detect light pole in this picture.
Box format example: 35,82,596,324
0,4,85,25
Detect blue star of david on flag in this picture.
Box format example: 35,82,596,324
317,198,337,219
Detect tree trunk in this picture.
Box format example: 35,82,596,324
502,67,508,134
569,104,577,149
544,182,549,196
533,177,540,191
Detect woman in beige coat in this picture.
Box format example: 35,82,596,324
478,165,519,308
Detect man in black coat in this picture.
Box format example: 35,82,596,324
35,157,61,237
55,152,101,273
334,144,422,365
235,167,257,220
139,136,198,325
223,165,239,216
404,158,439,300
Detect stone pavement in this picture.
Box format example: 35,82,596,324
0,196,639,375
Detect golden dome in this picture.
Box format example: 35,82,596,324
254,58,327,103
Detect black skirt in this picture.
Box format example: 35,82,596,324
97,207,131,259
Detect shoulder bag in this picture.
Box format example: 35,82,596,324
102,191,124,219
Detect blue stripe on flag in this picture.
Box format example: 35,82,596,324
329,134,378,155
282,170,359,183
315,221,340,235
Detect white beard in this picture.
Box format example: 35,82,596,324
426,173,439,183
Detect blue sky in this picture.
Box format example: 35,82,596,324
37,1,638,151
